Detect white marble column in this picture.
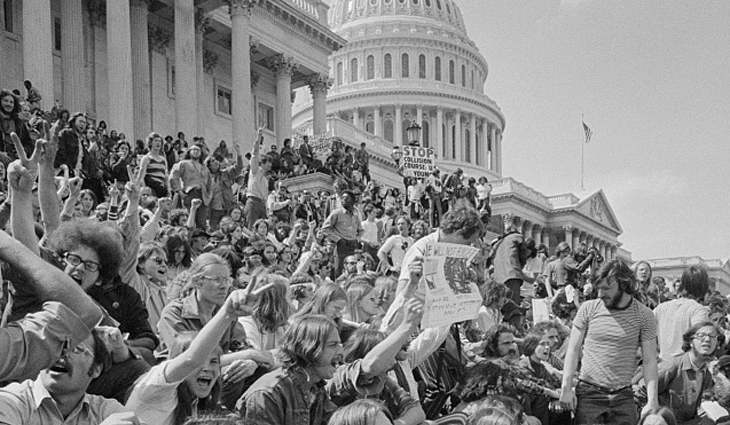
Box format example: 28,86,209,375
309,74,330,136
454,111,461,160
23,0,54,111
0,2,5,88
374,106,382,137
542,229,550,250
563,225,574,249
496,130,503,174
272,55,296,144
469,114,476,164
352,108,360,130
175,0,197,139
416,105,423,140
131,0,151,141
195,10,210,138
230,1,254,150
482,120,489,169
61,0,85,112
490,124,496,171
436,107,443,158
394,105,402,145
107,0,134,136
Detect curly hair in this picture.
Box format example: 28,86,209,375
681,321,720,353
47,219,124,281
0,90,21,117
440,204,485,240
482,323,516,359
595,259,637,296
168,208,190,227
327,399,393,425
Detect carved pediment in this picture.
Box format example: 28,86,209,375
575,190,622,233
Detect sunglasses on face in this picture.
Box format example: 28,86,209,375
150,256,166,265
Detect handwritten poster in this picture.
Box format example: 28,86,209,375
421,242,482,328
400,146,435,179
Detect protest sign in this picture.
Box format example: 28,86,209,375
421,242,482,328
400,146,435,179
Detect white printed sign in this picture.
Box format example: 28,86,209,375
400,146,435,179
421,242,482,328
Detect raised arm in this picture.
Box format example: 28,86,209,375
38,123,62,233
361,298,422,378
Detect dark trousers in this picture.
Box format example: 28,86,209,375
183,187,207,229
244,196,267,230
335,239,359,276
575,383,636,425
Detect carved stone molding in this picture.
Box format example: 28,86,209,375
268,55,298,78
308,74,333,94
195,8,212,35
87,0,106,28
250,37,261,55
203,50,219,74
228,0,257,16
148,23,172,54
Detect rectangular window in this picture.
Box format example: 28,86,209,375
54,17,61,51
167,60,175,98
3,0,13,34
215,83,232,116
258,103,274,131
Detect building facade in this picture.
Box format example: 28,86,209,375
647,257,730,296
289,0,629,259
0,0,344,151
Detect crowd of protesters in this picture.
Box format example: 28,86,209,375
2,85,730,425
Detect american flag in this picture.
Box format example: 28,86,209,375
582,121,593,144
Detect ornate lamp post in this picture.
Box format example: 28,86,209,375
406,123,421,146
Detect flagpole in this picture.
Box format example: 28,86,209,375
581,114,585,191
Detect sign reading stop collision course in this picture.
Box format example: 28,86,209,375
400,146,435,178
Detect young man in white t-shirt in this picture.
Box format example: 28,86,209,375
377,216,414,275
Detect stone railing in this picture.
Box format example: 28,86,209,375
328,79,500,110
547,193,580,208
491,177,552,209
326,117,394,160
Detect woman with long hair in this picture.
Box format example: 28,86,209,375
328,399,393,425
238,274,291,352
76,189,98,218
126,290,259,425
166,235,192,284
344,282,383,325
292,283,347,330
633,260,658,308
0,89,32,160
131,242,170,335
139,132,170,198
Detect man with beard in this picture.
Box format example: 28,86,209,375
637,321,718,424
559,260,659,425
482,323,520,362
0,329,136,424
55,112,88,177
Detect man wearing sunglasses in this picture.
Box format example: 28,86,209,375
0,329,134,424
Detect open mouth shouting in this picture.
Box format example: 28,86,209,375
48,357,74,376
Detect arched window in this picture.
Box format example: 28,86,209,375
365,120,374,134
384,54,392,78
461,64,466,87
471,69,475,89
418,54,426,79
422,120,430,148
366,55,375,80
464,130,471,162
402,119,412,143
336,62,343,86
436,0,441,9
401,53,409,78
449,60,455,84
384,119,394,142
435,57,441,81
425,0,431,5
351,58,358,82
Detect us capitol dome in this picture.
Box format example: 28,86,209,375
292,0,505,184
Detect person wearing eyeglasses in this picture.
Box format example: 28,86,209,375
0,328,135,424
158,253,275,410
636,321,718,424
131,242,170,338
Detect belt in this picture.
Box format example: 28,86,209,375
578,379,631,394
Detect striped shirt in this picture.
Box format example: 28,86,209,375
574,298,656,388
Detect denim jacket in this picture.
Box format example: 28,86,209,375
238,367,336,425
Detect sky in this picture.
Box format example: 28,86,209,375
454,0,730,261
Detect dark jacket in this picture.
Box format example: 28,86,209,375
55,127,83,174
